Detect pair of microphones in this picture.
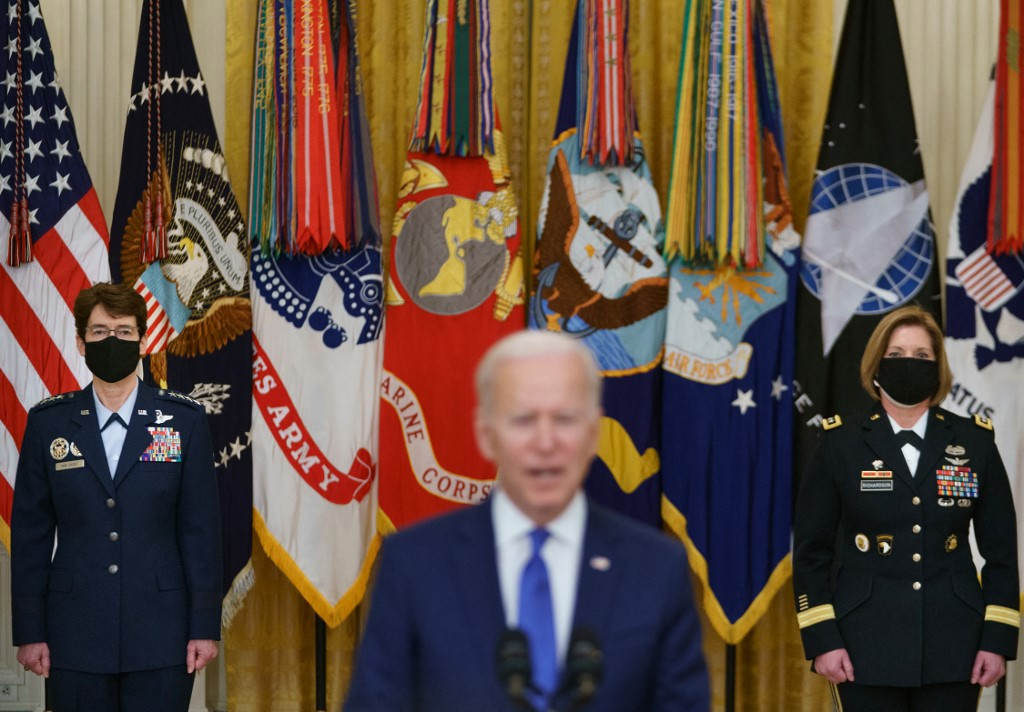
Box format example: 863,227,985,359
497,628,603,710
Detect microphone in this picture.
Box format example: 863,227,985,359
566,627,603,708
497,628,533,709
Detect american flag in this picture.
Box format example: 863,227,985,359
0,0,110,549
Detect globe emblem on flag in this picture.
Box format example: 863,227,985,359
800,163,934,315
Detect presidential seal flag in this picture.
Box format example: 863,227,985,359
945,76,1024,592
529,0,666,525
660,0,800,643
249,0,384,625
109,0,253,624
793,0,941,474
0,0,110,548
379,0,525,531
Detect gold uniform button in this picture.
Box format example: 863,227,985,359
912,496,921,505
913,581,922,590
108,564,119,574
912,524,922,533
913,553,921,562
109,532,119,542
106,498,116,508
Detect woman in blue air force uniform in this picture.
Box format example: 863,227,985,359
793,305,1019,712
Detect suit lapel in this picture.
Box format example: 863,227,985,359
451,503,507,662
862,406,917,491
570,504,622,644
113,383,156,487
68,386,116,497
917,409,955,486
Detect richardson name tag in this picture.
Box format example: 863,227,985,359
861,470,893,478
861,480,894,492
55,459,85,471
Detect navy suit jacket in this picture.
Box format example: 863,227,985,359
11,381,222,673
344,498,709,712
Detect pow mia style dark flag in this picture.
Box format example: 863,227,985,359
110,0,253,624
793,0,941,476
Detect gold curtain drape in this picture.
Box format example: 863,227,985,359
223,0,834,709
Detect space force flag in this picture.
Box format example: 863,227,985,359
249,0,384,625
110,0,253,623
529,0,666,526
793,0,941,474
661,0,800,643
1,0,110,547
945,77,1024,591
379,0,526,531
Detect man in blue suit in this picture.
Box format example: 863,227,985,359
11,282,222,712
345,331,709,712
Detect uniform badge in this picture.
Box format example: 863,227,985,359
140,427,183,462
80,409,90,416
945,444,966,457
957,498,972,508
936,465,979,499
589,556,611,571
55,460,85,471
855,534,870,552
155,409,174,424
861,479,893,492
872,460,884,470
945,456,969,466
876,535,893,556
50,437,69,460
945,534,958,553
138,409,148,416
70,442,82,457
861,470,892,478
938,498,955,507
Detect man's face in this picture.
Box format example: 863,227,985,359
474,351,600,525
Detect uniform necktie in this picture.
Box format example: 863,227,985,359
102,413,127,432
895,429,924,450
519,528,556,710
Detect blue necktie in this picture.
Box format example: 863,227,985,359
519,528,557,710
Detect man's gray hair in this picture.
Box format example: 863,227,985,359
474,330,602,416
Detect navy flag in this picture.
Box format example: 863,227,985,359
529,1,667,526
793,0,941,474
110,0,253,625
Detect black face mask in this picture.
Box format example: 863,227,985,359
84,336,141,383
875,357,939,407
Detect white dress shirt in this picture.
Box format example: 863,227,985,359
887,410,928,477
93,380,139,478
492,487,586,666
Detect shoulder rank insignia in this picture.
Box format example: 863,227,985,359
822,415,843,431
973,414,994,431
157,389,204,409
33,391,74,410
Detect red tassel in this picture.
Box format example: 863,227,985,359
6,198,31,267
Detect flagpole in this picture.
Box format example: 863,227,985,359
725,643,736,712
315,615,327,711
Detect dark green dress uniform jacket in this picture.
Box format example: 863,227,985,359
11,381,222,674
793,404,1019,687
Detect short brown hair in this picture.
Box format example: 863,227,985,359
73,282,148,338
859,305,951,405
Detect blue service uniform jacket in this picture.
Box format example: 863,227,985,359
11,381,222,673
344,498,710,712
793,405,1020,687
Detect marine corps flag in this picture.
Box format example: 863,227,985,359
249,0,384,625
529,0,666,525
109,0,253,624
793,0,941,475
1,0,110,547
660,0,800,643
945,77,1024,593
379,0,525,531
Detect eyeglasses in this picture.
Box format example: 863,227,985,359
85,325,140,340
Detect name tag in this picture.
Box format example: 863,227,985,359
55,459,85,471
861,480,893,492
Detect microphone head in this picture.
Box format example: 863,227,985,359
567,627,603,705
496,628,532,703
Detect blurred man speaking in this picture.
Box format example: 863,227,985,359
345,330,709,712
